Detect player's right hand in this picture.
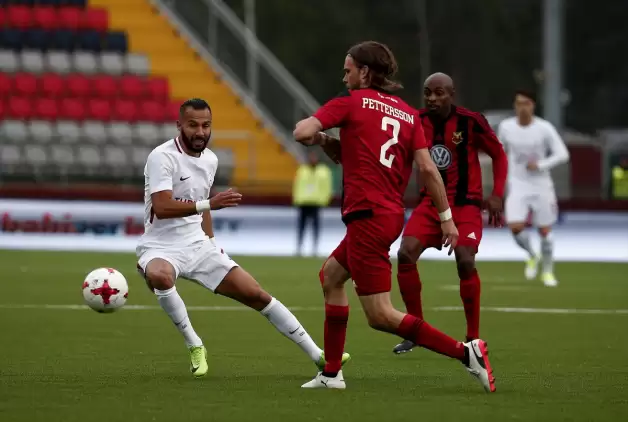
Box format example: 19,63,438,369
440,219,459,255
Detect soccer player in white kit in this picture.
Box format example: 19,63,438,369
136,99,350,377
497,90,570,287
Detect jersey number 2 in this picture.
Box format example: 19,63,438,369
380,116,400,168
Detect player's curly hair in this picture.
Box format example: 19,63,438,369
347,41,403,92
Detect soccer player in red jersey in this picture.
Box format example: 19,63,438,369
293,42,496,392
393,73,508,354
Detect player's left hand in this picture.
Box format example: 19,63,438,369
526,161,539,171
210,188,242,210
321,137,341,164
485,195,504,227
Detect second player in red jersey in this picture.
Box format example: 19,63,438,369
293,42,495,393
393,73,508,354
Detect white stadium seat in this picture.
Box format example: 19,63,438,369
72,52,98,74
81,121,108,144
107,122,134,145
125,53,150,76
20,50,45,74
55,121,82,144
28,121,54,144
0,50,19,73
46,51,72,74
99,52,125,75
0,120,28,143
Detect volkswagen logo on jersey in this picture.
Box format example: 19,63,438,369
430,145,452,170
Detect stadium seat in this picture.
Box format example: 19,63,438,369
32,7,58,30
46,50,72,73
24,29,50,50
146,77,169,100
0,120,28,142
0,144,22,168
86,98,111,120
50,29,74,51
0,100,6,120
50,144,75,169
76,145,102,169
160,122,178,141
6,6,33,29
59,97,86,120
81,121,107,144
124,53,149,76
20,49,45,73
0,50,19,72
0,28,24,50
64,0,88,8
99,52,124,75
138,100,165,122
119,75,143,99
57,7,81,30
28,120,54,143
33,97,58,120
40,72,65,97
81,8,108,32
133,122,160,146
132,146,150,169
72,51,97,74
12,72,38,96
103,31,127,53
24,145,48,167
111,98,137,122
0,8,5,27
0,74,11,97
92,74,117,98
166,101,180,121
77,30,102,52
66,73,90,97
104,145,128,171
7,97,32,119
107,122,133,145
55,120,81,143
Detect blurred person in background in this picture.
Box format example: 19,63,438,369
292,150,333,256
497,90,570,287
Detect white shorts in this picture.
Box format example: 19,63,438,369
136,238,238,292
505,190,558,227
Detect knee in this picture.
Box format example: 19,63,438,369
320,259,347,292
538,227,552,238
456,258,476,280
510,224,525,235
146,268,175,291
397,243,420,265
365,309,397,332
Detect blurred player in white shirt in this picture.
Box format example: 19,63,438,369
497,90,570,286
136,99,349,377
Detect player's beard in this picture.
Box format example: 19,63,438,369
180,130,210,153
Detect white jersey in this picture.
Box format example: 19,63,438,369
497,116,569,193
137,137,217,250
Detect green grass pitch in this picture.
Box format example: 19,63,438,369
0,250,627,422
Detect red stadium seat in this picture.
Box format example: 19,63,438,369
146,77,169,101
57,7,81,30
138,100,165,122
60,97,86,120
92,75,118,99
119,75,144,99
12,73,39,97
87,98,112,121
112,99,138,122
7,6,33,29
34,97,58,120
0,74,11,98
66,74,91,98
0,8,6,27
32,7,58,30
81,8,109,32
166,101,181,121
0,100,6,120
40,73,66,97
7,97,33,119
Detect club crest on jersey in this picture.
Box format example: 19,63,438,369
452,131,464,144
430,145,452,170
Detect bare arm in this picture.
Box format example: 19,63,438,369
414,148,450,215
201,210,214,238
151,191,210,220
293,117,323,144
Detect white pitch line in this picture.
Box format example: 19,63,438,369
0,304,627,315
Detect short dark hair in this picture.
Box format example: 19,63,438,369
347,41,402,92
515,89,536,103
179,98,212,118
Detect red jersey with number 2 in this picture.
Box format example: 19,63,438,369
313,89,427,219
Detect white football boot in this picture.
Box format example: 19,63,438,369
524,256,539,280
542,272,558,287
464,339,496,393
301,370,346,389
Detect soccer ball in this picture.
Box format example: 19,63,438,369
82,268,129,313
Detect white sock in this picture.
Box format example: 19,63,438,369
260,297,322,362
540,233,554,274
514,231,536,258
154,286,203,348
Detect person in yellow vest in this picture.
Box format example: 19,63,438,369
612,158,628,199
292,151,333,256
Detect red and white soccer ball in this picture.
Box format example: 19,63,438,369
82,268,129,313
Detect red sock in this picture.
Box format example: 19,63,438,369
323,304,349,374
460,270,481,341
396,314,465,361
397,263,423,319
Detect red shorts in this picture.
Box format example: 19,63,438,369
329,212,405,296
403,203,483,252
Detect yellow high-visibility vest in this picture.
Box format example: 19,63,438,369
292,164,333,207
